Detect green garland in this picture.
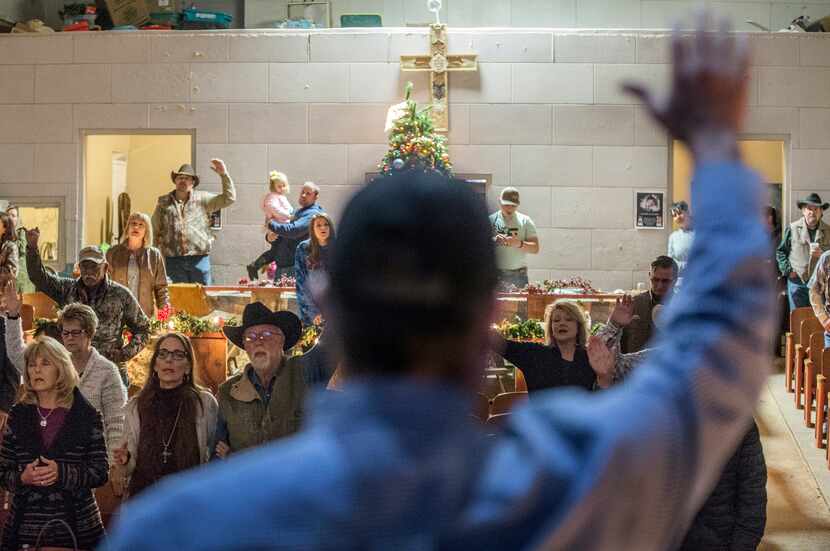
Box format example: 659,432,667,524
150,311,239,337
496,316,545,341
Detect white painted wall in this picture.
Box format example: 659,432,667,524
0,28,827,288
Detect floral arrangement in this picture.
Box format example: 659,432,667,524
293,323,322,355
149,305,238,337
496,316,545,341
237,274,296,288
525,277,598,295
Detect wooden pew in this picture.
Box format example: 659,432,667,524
796,317,822,409
787,307,816,393
815,348,830,448
804,330,825,427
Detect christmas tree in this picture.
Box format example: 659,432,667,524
379,82,452,177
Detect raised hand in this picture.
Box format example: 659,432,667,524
210,158,227,176
587,335,615,389
610,295,637,327
623,9,749,162
2,279,20,316
25,227,40,250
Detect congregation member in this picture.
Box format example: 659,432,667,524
493,301,603,392
0,282,22,434
152,159,236,285
621,255,678,353
2,280,59,374
294,213,335,326
808,248,830,347
114,333,217,497
213,303,304,459
25,229,150,369
668,200,694,275
0,212,18,283
264,181,325,281
0,337,108,551
106,212,170,318
591,298,768,550
3,286,127,461
297,327,338,388
246,171,294,281
490,187,539,290
106,13,777,550
777,192,830,310
5,206,34,293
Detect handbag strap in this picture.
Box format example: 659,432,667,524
34,518,79,551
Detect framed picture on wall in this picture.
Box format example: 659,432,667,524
287,1,331,28
635,191,664,229
209,210,222,230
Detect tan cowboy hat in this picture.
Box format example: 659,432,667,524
171,164,200,187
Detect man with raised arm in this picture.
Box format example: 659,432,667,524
106,11,774,550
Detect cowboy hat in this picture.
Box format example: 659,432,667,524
171,164,200,187
222,302,301,351
797,192,829,210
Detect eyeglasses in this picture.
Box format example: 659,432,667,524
650,277,675,285
157,349,188,361
244,330,282,343
61,329,85,338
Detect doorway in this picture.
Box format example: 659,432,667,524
672,139,786,237
83,132,193,247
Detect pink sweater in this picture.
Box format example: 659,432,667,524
262,192,293,224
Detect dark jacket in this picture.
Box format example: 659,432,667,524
621,291,660,354
0,389,108,551
0,317,21,413
267,202,325,268
26,246,150,364
496,336,596,392
106,243,170,318
677,421,767,551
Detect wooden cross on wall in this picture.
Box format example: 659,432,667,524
400,23,477,133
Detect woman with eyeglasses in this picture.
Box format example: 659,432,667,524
3,288,126,464
113,333,217,497
0,337,108,551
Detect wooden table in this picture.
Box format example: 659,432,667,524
204,286,295,312
496,291,626,322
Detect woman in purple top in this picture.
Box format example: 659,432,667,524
0,337,108,551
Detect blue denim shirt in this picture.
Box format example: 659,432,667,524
106,162,775,551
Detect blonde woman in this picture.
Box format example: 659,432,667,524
247,171,294,280
493,301,605,392
106,212,169,318
0,337,107,551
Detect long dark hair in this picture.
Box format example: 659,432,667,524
138,333,203,415
307,213,335,270
0,212,16,243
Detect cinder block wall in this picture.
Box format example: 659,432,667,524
0,29,827,288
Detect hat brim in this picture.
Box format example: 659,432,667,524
171,171,200,187
78,257,105,264
797,201,830,210
222,311,302,352
500,199,519,206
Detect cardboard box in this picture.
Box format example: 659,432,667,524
101,0,149,26
146,0,179,15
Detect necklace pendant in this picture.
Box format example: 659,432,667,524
162,448,171,464
39,419,47,428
